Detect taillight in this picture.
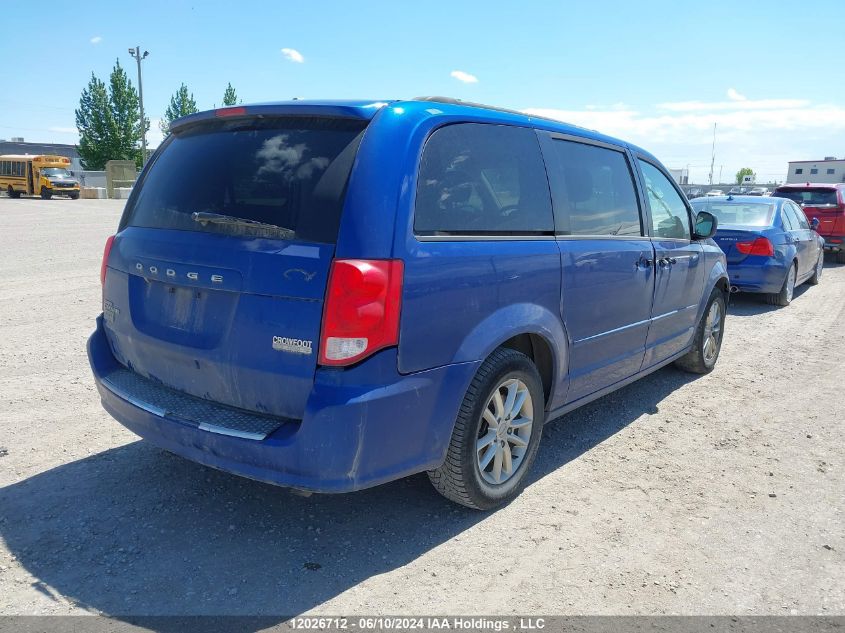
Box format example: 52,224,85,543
215,106,247,117
100,235,115,286
319,259,404,366
736,237,774,257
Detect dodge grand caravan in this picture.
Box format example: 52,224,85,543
88,98,728,509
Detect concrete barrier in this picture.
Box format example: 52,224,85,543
114,187,133,199
80,187,107,199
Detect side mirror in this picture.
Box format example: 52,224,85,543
811,217,821,230
693,211,718,240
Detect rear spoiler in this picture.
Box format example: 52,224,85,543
170,102,392,134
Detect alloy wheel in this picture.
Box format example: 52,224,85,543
476,378,534,485
702,300,722,364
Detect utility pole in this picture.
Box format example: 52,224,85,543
129,46,149,165
708,122,717,185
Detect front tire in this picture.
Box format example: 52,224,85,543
428,348,545,510
767,262,796,306
40,186,52,200
675,288,726,374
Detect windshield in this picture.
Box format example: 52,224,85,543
692,200,774,227
773,188,839,206
41,168,71,177
124,116,368,243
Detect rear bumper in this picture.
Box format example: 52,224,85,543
821,237,844,251
88,317,479,493
726,259,788,294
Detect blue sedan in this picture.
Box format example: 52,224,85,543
691,195,824,306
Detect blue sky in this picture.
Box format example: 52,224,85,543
2,0,843,183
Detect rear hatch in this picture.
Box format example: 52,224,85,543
103,114,368,419
774,187,844,237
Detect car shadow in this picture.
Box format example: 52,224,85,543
0,365,698,625
727,284,812,317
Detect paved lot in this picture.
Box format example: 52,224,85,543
0,197,842,617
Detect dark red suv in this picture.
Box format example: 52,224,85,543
773,183,845,262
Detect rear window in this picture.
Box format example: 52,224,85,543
774,188,840,207
124,117,368,243
691,201,775,227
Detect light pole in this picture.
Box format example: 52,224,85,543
128,46,149,165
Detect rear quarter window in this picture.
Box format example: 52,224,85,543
123,117,368,243
414,123,553,235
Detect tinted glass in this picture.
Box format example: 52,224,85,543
774,188,839,206
791,203,810,229
543,139,642,236
639,161,691,239
125,117,367,243
780,205,795,230
691,200,775,227
414,123,553,234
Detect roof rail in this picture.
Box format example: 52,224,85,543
410,96,595,132
412,96,530,119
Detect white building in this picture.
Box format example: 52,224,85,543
786,157,845,184
668,167,689,184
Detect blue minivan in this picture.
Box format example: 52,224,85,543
89,98,728,509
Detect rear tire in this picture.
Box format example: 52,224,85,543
427,348,545,510
675,287,726,374
40,186,52,200
808,253,823,285
7,186,20,199
836,251,845,265
767,262,796,306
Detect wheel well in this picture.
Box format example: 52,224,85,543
499,333,553,404
715,276,729,297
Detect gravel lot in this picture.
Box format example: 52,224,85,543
0,197,842,617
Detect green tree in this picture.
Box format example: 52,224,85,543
75,61,146,170
735,167,755,185
222,82,238,106
108,60,147,168
75,73,115,170
160,83,199,136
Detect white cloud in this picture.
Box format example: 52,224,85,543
281,48,304,63
657,97,809,112
727,88,747,101
523,98,845,184
143,118,163,149
450,70,478,84
90,36,102,45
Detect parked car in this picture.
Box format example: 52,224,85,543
691,195,824,306
728,186,752,195
748,187,770,196
706,189,725,196
88,98,728,510
772,183,845,263
686,187,705,199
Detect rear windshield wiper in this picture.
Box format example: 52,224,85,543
191,211,295,238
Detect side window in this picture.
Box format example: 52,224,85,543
780,205,795,230
795,168,803,175
414,123,553,235
638,160,691,240
542,139,642,236
791,203,810,229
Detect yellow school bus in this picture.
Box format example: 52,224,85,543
0,154,80,199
